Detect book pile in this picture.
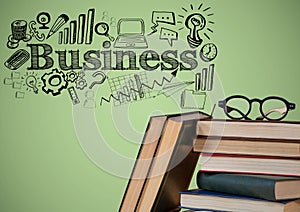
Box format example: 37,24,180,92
179,120,300,212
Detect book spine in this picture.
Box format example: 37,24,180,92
119,116,167,212
200,155,300,177
197,120,300,140
194,137,300,157
151,120,200,212
196,172,277,201
201,153,300,160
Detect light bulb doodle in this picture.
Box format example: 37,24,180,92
26,75,39,94
178,3,215,48
21,72,42,94
185,13,206,48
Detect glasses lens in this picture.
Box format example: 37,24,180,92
262,98,287,120
225,97,250,119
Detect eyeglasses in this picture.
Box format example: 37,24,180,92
218,95,296,121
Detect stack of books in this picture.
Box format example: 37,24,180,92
179,120,300,212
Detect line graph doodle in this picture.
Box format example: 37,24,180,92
100,72,175,106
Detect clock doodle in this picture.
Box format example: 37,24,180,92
200,42,217,62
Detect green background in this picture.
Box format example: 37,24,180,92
1,0,300,211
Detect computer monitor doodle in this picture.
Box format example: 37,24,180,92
114,18,148,49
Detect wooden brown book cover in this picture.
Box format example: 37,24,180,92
119,114,168,212
136,112,210,212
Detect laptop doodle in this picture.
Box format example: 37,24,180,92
114,18,148,48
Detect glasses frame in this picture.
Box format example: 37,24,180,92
218,95,296,121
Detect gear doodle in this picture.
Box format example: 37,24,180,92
76,78,87,90
75,70,87,90
78,70,85,78
41,68,68,96
66,71,78,82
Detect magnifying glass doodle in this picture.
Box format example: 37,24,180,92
94,22,115,42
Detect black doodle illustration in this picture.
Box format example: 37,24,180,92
46,14,69,39
100,72,176,106
36,12,51,29
68,86,80,105
4,49,30,70
180,89,206,109
102,40,111,48
101,11,109,22
57,9,95,45
75,70,88,90
148,11,175,35
106,72,151,106
7,20,32,49
77,13,86,44
114,18,148,49
159,27,178,46
4,72,23,90
94,22,115,42
3,77,13,86
195,64,215,91
154,81,194,98
15,91,25,99
110,17,116,28
178,3,215,48
185,13,206,48
21,72,41,94
195,72,201,91
58,20,77,44
85,8,95,44
200,42,217,62
66,71,78,82
84,90,96,108
13,81,22,89
41,68,68,96
89,71,106,89
27,44,53,70
29,21,45,42
3,72,20,87
55,50,81,70
101,11,116,28
2,7,220,109
203,64,214,91
70,20,77,44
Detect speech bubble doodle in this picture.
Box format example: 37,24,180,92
159,27,178,46
148,11,175,35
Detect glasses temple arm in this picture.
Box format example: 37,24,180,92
256,107,287,120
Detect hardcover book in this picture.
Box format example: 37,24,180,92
197,172,300,201
119,114,168,212
119,112,210,212
197,120,300,140
194,136,300,157
200,153,300,177
179,189,300,212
